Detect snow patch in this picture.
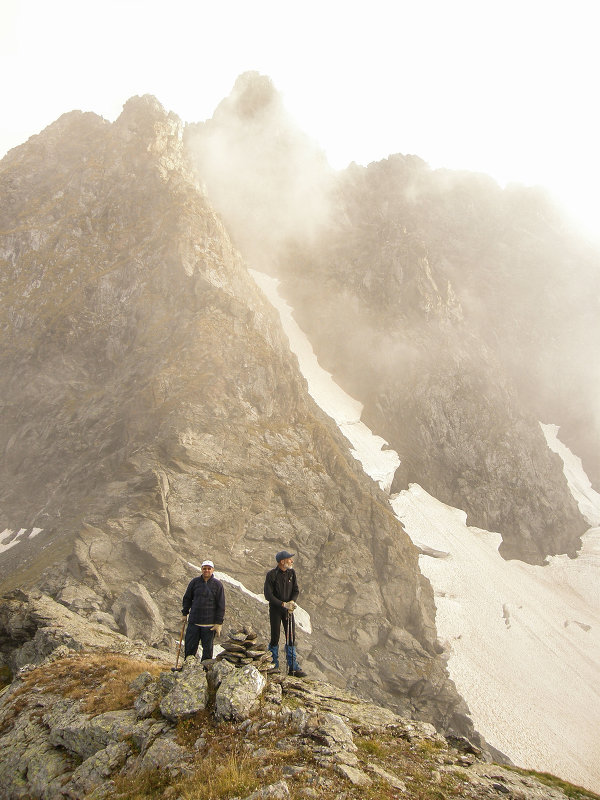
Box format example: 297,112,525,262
392,484,600,791
0,526,42,554
541,422,600,526
250,270,399,491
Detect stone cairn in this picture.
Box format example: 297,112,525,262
215,625,276,673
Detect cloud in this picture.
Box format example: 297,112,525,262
185,72,335,272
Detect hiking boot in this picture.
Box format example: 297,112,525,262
289,668,307,678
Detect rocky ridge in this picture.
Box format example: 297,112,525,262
1,635,596,800
0,97,472,736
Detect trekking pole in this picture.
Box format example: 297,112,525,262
287,610,294,675
171,617,187,672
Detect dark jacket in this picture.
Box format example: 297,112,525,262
264,566,299,608
182,575,225,625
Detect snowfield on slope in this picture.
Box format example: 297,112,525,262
250,270,400,492
251,269,600,793
392,485,600,792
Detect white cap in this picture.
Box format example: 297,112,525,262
201,560,214,568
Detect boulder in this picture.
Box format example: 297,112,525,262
242,780,290,800
88,611,120,632
214,664,266,721
0,702,71,799
134,681,164,719
206,658,236,692
66,741,131,797
159,661,209,721
111,582,164,645
335,763,372,786
45,702,139,760
312,712,357,753
136,736,191,772
367,763,407,791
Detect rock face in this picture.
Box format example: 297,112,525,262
281,159,594,563
0,590,171,673
186,74,596,563
0,97,470,734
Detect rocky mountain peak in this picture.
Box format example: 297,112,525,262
214,70,282,121
0,96,473,743
2,77,598,793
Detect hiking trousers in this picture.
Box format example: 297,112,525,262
269,605,295,647
184,624,215,660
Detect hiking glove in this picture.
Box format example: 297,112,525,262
211,624,222,637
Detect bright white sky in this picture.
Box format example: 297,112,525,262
1,0,598,240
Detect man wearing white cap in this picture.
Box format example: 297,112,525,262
182,560,225,661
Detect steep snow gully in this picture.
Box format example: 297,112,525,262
250,270,600,794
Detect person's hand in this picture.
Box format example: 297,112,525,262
282,601,296,612
211,624,222,637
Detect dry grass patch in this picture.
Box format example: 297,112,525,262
355,734,390,759
111,752,259,800
111,722,263,800
177,748,260,800
16,652,168,715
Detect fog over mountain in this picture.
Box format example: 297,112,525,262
187,72,599,563
1,73,599,793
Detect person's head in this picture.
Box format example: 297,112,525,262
275,550,294,571
201,560,214,580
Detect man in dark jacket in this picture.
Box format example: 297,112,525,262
182,560,225,661
264,550,306,677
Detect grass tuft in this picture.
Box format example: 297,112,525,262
355,735,388,758
110,733,261,800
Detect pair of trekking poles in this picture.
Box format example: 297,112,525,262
285,606,296,675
